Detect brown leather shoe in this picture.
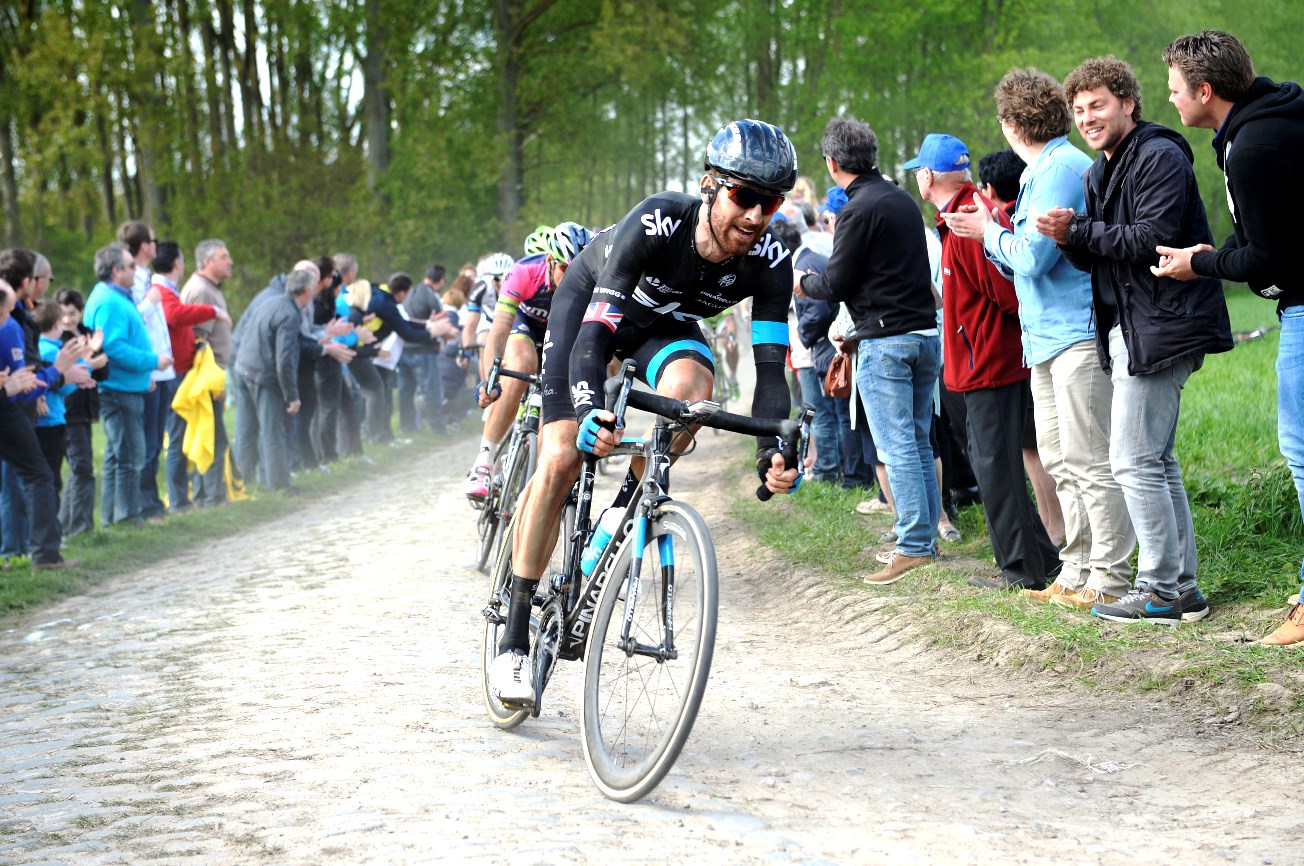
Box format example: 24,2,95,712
863,553,933,586
1260,603,1304,646
1021,581,1076,603
1051,587,1120,611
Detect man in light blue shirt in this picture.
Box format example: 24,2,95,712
84,242,173,527
943,67,1134,610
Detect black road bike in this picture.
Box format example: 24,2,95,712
480,363,811,802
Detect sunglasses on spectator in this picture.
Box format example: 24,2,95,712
712,177,784,216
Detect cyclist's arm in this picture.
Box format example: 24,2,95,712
480,298,518,381
748,262,794,454
569,207,660,421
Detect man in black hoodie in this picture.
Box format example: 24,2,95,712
1037,56,1232,626
1152,30,1304,645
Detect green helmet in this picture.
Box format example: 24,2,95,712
523,225,552,257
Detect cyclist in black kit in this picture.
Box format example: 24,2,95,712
488,119,803,706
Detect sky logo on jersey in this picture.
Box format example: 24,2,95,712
583,301,623,332
571,380,595,407
748,233,791,269
640,208,683,238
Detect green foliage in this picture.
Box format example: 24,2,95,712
0,0,1294,287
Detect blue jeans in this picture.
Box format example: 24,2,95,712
857,333,941,558
1107,327,1200,599
1277,307,1304,603
0,460,29,557
60,421,96,535
140,378,175,517
397,352,446,433
100,389,146,526
797,366,842,481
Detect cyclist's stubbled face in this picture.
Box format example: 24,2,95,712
707,177,772,258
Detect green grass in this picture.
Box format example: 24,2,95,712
736,287,1304,730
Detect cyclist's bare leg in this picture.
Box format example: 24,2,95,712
483,335,538,445
511,419,583,580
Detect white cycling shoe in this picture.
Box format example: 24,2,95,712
489,649,535,708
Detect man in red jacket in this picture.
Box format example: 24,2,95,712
911,133,1060,591
151,241,230,512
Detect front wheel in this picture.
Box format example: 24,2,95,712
579,501,718,802
481,512,530,730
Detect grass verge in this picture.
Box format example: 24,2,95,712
734,288,1304,738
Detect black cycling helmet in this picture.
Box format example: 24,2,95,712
704,119,798,194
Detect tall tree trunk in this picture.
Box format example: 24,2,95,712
492,0,523,241
128,0,164,224
363,0,390,191
95,111,117,226
176,0,206,196
0,118,18,246
199,4,227,162
216,0,239,150
240,0,263,148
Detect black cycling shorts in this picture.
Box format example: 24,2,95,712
541,284,715,425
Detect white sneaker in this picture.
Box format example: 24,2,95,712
489,650,535,707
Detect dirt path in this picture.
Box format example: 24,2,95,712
0,424,1297,865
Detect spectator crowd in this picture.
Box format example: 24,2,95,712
0,233,476,570
785,32,1301,646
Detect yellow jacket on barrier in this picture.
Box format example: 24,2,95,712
170,343,225,474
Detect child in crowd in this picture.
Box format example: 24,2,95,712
53,288,105,536
34,300,79,506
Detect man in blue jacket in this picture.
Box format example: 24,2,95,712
0,279,82,569
1039,57,1232,624
84,243,173,527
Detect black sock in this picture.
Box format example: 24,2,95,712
499,575,539,654
611,468,639,509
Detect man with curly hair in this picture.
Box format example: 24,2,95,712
1036,56,1232,625
943,67,1135,611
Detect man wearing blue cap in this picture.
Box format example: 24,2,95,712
913,133,1061,592
795,117,940,586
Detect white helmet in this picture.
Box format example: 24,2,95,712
480,251,515,278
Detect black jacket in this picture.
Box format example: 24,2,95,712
1060,121,1232,375
793,247,837,376
799,171,936,339
1190,77,1304,312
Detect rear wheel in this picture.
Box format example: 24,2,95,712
579,501,717,802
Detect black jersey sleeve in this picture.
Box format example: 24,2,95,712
568,197,678,419
747,249,793,452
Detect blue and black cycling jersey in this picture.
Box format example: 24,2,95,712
541,191,793,449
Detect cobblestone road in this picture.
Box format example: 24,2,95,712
0,429,1297,865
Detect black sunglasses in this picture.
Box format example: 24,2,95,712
713,177,784,216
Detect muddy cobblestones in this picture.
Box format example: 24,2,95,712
0,435,1299,865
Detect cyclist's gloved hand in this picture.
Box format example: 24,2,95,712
577,408,620,457
476,380,502,407
757,448,801,496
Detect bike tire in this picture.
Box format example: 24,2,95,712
475,438,513,573
579,500,718,802
481,512,530,730
499,429,537,528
